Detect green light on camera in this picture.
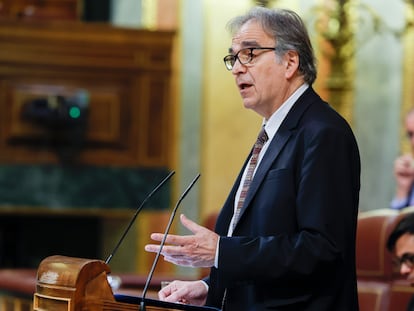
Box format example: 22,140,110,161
69,106,81,119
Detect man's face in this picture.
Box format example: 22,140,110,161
395,233,414,285
229,19,295,119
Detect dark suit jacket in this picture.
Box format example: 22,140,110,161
407,296,414,311
205,87,360,311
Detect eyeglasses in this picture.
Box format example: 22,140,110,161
223,47,276,71
394,253,414,269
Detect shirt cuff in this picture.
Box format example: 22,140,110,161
200,280,209,291
390,197,408,210
214,237,220,268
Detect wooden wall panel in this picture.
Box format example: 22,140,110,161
0,0,80,20
0,20,175,167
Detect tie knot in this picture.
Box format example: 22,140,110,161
257,127,268,144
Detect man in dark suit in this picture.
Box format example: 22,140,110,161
145,7,360,311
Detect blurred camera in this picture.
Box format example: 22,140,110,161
22,90,89,129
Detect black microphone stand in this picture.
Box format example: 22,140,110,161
140,173,201,311
105,170,175,265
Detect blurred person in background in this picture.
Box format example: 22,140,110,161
387,213,414,310
391,109,414,210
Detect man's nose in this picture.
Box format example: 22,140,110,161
231,59,246,75
400,263,412,276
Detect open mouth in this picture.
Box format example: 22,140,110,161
239,83,252,90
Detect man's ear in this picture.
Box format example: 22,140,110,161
284,50,300,79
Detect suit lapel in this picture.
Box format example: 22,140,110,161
236,128,291,220
232,87,320,230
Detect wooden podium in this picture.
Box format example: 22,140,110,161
33,255,219,311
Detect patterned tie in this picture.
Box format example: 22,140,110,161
232,126,268,231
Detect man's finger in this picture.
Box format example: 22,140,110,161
145,244,189,257
180,214,204,234
150,232,189,245
144,244,160,253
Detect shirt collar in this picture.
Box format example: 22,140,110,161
263,83,309,141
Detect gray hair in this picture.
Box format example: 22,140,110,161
227,7,317,85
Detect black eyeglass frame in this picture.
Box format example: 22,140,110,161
394,253,414,269
223,47,276,71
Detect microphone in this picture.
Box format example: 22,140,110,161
105,170,175,265
140,173,201,311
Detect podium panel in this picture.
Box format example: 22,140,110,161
33,255,219,311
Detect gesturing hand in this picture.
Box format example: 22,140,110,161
158,280,208,306
144,214,219,268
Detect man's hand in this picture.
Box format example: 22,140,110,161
158,280,208,306
394,154,414,198
144,214,219,268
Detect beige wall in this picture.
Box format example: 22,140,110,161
200,0,256,220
